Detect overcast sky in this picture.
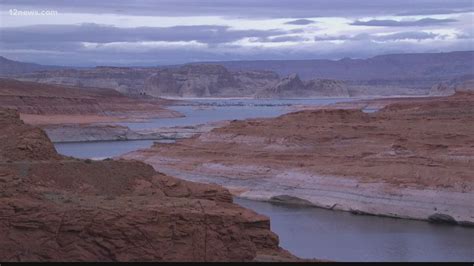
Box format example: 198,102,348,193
0,0,473,66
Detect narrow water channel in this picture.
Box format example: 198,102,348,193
235,198,474,262
52,98,474,261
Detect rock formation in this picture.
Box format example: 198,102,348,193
0,108,296,262
303,79,350,97
43,122,227,143
15,64,281,98
144,65,241,97
256,74,350,98
123,92,474,225
0,56,64,76
11,61,352,98
204,51,474,89
5,51,474,97
429,82,455,96
429,75,474,96
15,67,153,95
256,74,305,98
0,78,181,122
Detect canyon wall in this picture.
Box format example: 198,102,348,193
0,108,296,262
123,92,474,225
0,78,181,120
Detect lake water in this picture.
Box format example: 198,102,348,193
235,198,474,262
117,98,355,130
52,98,474,261
54,140,156,159
57,98,354,157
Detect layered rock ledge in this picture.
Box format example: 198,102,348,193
0,78,182,125
123,92,474,226
0,108,296,262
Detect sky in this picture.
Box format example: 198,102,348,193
0,0,473,66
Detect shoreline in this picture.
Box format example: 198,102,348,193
125,162,473,227
120,93,474,228
160,95,431,101
39,93,473,228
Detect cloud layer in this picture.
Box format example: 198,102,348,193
0,24,289,44
2,0,473,18
351,18,457,27
0,0,472,66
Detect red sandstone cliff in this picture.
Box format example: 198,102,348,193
0,108,295,262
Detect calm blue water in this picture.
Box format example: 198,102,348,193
57,98,354,157
235,198,474,262
54,140,156,159
117,98,355,130
52,98,474,262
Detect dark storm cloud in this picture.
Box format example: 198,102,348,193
1,0,472,18
0,23,288,44
351,18,457,27
284,19,316,25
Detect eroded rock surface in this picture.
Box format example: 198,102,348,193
123,92,474,224
0,78,182,125
256,74,350,98
0,108,295,262
15,64,353,98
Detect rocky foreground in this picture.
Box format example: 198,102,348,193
123,92,474,225
0,108,296,262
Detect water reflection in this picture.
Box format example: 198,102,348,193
235,198,474,262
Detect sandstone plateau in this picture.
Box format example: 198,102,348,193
0,108,297,262
11,63,429,98
5,53,462,98
123,92,474,225
13,64,282,98
0,78,182,125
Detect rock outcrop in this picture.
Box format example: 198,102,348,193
43,122,227,142
429,82,455,96
144,65,240,97
256,74,305,98
15,64,281,98
205,51,474,89
0,108,295,262
123,92,474,225
0,78,181,122
256,74,350,98
137,64,281,98
303,79,350,97
429,74,474,96
13,62,352,98
6,51,474,97
15,67,152,95
0,56,64,76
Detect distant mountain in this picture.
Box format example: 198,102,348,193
6,51,473,98
195,51,474,89
0,56,65,76
143,64,280,97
